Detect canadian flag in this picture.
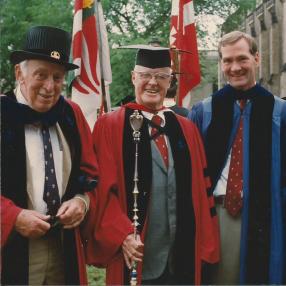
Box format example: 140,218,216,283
170,0,201,106
71,0,112,130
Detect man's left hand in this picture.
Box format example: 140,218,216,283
56,198,86,229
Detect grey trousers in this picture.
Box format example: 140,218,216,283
206,204,241,285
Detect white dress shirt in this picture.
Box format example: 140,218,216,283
142,109,171,146
213,100,247,197
15,86,64,214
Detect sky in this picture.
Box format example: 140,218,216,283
196,14,224,50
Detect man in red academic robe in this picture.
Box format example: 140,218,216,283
1,26,98,285
85,46,219,285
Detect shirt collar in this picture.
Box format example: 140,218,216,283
142,110,168,127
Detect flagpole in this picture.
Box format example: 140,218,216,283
95,0,111,113
171,47,181,105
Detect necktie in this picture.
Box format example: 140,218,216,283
42,125,61,218
225,100,246,217
151,115,169,168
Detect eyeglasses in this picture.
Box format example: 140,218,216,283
133,71,172,83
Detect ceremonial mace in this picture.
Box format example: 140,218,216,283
129,110,144,286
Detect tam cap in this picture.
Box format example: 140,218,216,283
120,44,171,69
10,26,78,71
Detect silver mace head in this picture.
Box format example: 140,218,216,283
129,110,143,141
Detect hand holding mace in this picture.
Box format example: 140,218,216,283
129,110,143,286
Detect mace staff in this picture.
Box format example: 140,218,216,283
129,109,144,286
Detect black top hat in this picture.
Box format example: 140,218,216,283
10,26,78,71
120,44,171,69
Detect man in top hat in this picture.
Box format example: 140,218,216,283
1,26,98,285
189,31,286,284
83,45,219,285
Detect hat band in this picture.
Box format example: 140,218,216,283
25,48,68,62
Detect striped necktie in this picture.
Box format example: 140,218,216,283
151,115,169,168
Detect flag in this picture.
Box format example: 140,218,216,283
71,0,112,130
170,0,201,106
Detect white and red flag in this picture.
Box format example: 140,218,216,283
170,0,201,106
71,0,112,129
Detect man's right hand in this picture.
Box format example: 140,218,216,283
14,209,51,238
122,233,144,269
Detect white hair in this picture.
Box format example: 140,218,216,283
19,60,28,76
15,60,28,86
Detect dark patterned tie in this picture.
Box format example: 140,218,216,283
41,125,61,218
151,115,169,168
225,100,246,217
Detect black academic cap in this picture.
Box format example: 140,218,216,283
120,44,171,69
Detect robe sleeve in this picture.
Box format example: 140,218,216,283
281,101,286,286
66,100,99,284
82,113,133,267
179,117,220,265
1,196,22,247
281,101,286,190
192,124,220,264
188,101,204,134
67,100,99,190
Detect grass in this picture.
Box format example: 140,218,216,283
87,266,106,286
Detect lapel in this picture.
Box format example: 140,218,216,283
167,139,175,177
25,153,36,209
1,100,28,207
151,140,168,174
55,123,71,196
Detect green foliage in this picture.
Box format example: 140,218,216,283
101,0,257,105
101,0,172,105
0,0,257,101
109,48,135,105
102,0,171,43
221,0,256,33
200,51,218,85
195,0,243,17
0,0,73,93
87,266,106,286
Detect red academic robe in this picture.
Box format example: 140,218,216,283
84,107,219,285
1,98,98,285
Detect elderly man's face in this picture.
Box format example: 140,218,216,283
15,59,66,112
131,65,172,110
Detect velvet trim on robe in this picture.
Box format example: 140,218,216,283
189,91,286,285
1,92,98,285
204,84,274,283
122,109,195,284
84,106,219,285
